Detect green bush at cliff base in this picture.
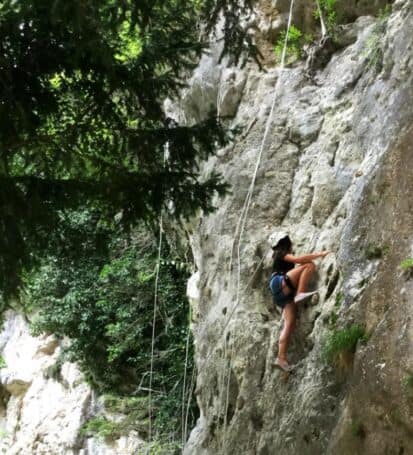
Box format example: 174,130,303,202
323,325,367,364
137,440,181,455
81,396,151,442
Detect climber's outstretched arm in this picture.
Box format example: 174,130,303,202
284,251,329,264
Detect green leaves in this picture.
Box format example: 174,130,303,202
363,6,391,74
26,216,197,442
323,325,367,364
274,25,312,65
314,0,337,34
400,258,413,270
0,0,231,295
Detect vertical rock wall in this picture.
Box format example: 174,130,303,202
176,0,413,453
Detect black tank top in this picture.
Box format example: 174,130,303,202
272,255,294,274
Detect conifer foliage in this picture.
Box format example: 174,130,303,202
0,0,260,294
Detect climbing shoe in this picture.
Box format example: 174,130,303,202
294,291,318,303
273,358,294,372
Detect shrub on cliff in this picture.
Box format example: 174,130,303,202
323,325,367,367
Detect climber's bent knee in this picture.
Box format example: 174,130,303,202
306,261,316,272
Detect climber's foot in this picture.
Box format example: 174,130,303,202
294,290,318,303
273,358,294,372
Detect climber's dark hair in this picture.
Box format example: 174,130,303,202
272,236,292,261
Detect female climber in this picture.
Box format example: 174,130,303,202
268,231,329,372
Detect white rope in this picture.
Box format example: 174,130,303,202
227,0,296,334
221,348,233,453
148,214,163,442
181,1,297,448
229,0,295,275
221,253,266,341
148,148,168,443
181,307,192,446
316,0,327,38
184,364,197,445
193,8,299,372
234,0,295,301
216,71,223,118
219,0,296,445
228,187,252,274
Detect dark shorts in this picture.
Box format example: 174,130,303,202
269,274,294,309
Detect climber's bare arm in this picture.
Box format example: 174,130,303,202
284,251,329,264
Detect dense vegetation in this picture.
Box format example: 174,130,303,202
23,211,196,448
0,0,263,295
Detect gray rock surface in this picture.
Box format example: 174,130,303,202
0,311,144,455
174,1,413,454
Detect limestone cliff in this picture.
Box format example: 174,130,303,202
0,311,143,454
174,1,413,453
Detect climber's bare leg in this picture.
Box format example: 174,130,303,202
276,302,296,367
286,262,316,294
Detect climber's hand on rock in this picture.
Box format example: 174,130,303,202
319,251,330,258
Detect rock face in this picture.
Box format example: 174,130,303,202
0,311,143,455
175,1,413,454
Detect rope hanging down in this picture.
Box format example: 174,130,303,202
194,0,297,389
232,0,296,322
316,0,327,38
201,0,327,358
181,307,192,446
148,148,168,443
184,0,330,447
184,364,197,443
227,0,326,345
219,0,296,447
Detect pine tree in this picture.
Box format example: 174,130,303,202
0,0,259,295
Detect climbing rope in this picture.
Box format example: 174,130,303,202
221,347,234,453
181,307,192,446
315,0,327,38
217,72,223,118
148,215,162,443
183,0,331,445
219,0,297,447
188,6,298,444
148,148,168,443
184,364,197,443
233,0,296,303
